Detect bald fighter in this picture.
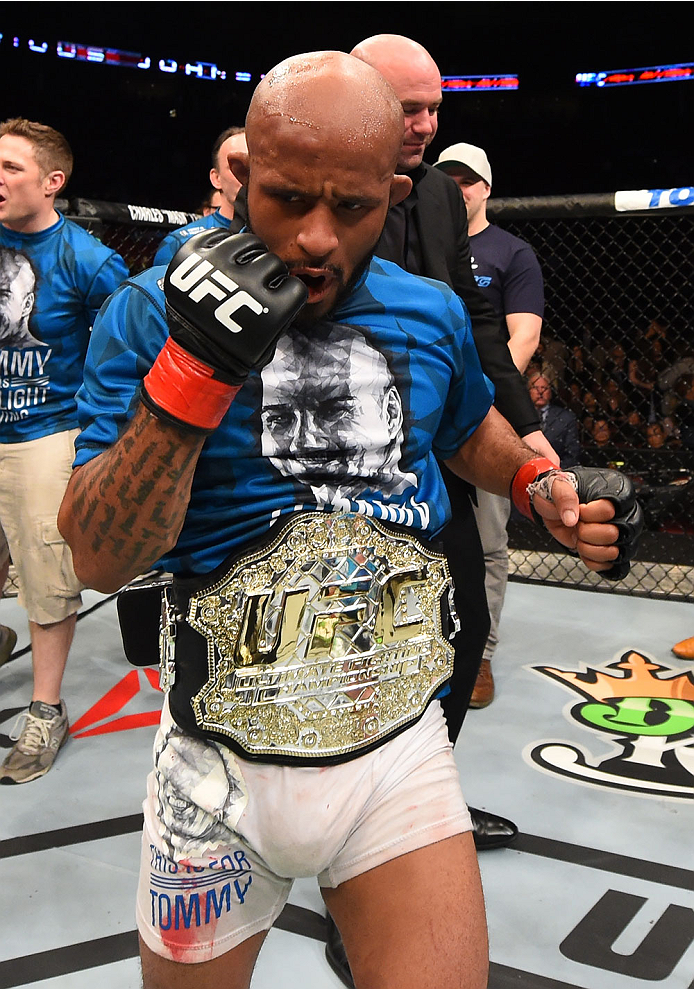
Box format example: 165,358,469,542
59,51,640,989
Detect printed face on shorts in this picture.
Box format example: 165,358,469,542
152,723,248,859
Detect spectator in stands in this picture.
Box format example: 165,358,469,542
620,409,646,448
658,340,694,416
153,126,246,266
588,334,611,385
627,328,668,422
0,117,128,782
535,330,567,389
600,377,634,441
671,373,694,450
584,418,623,467
565,343,592,394
644,419,681,449
564,381,585,420
432,140,544,710
581,388,600,440
660,415,681,447
645,421,668,449
527,370,580,467
605,342,629,390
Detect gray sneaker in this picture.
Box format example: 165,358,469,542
0,625,17,667
0,700,69,784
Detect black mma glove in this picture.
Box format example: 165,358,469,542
511,460,643,581
141,229,307,433
567,466,644,580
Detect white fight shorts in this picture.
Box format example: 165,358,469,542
136,697,471,963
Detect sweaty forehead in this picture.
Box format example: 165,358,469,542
247,54,403,172
252,113,396,188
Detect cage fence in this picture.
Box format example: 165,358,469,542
10,192,685,605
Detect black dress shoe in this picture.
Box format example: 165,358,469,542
325,912,355,988
469,806,518,849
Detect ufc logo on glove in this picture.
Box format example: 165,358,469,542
169,251,268,333
143,230,307,432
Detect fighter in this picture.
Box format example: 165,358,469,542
58,51,641,989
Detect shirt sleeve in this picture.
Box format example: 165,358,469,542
431,291,495,460
501,243,545,317
448,195,541,436
153,232,179,267
74,273,167,467
83,251,130,325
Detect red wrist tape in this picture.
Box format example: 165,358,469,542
143,338,241,432
510,457,557,521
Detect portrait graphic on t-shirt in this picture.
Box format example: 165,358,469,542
260,320,417,509
0,247,43,349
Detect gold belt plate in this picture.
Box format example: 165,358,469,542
185,512,454,760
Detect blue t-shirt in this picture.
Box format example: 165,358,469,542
153,210,232,267
470,223,544,326
74,256,494,575
0,213,129,442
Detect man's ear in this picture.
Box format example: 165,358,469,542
389,174,412,207
227,152,250,188
44,170,65,197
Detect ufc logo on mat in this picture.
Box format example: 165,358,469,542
169,252,267,332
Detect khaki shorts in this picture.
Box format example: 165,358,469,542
137,698,471,964
0,430,83,624
0,521,9,572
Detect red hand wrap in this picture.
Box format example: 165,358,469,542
510,457,557,521
143,337,241,432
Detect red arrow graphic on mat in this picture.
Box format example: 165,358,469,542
69,668,163,738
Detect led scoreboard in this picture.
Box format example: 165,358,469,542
442,74,519,91
1,32,253,83
576,62,694,88
3,35,522,92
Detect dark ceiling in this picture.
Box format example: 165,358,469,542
3,3,692,208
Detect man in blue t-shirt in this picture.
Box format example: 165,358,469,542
58,53,637,989
435,142,546,708
0,117,128,783
153,126,247,267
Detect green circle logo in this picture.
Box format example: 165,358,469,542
578,696,694,737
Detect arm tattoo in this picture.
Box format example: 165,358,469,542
68,405,205,580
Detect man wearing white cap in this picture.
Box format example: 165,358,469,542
435,142,545,707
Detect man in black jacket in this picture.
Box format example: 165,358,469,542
317,34,560,987
351,31,557,780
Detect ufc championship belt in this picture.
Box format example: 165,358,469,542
163,511,458,765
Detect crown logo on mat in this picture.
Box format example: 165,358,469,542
538,651,694,703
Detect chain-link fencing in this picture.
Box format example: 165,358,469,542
488,192,694,600
23,192,689,605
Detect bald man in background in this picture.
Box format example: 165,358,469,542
349,32,557,846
